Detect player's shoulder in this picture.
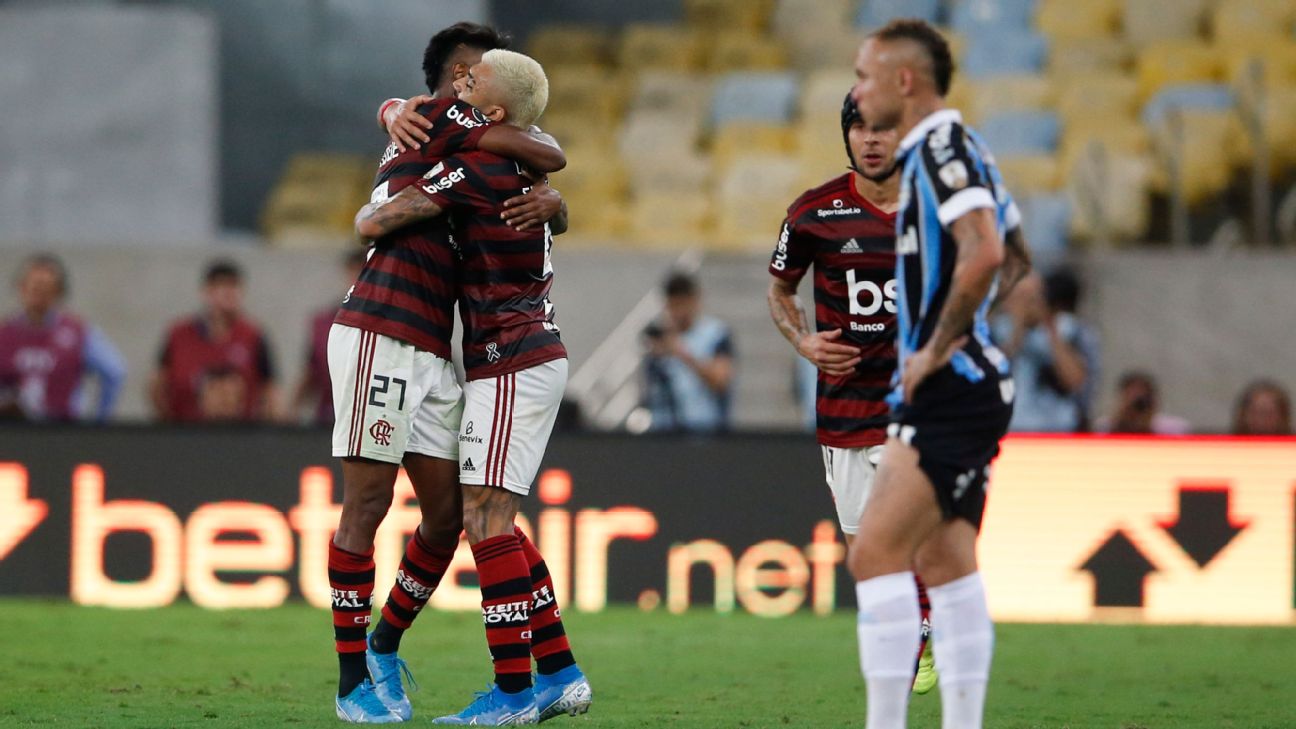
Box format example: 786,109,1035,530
416,98,490,129
787,173,852,220
917,114,982,166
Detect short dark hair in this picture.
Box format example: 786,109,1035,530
663,271,698,298
203,258,243,285
19,252,69,297
1044,268,1082,312
1118,370,1156,393
422,22,511,93
871,18,955,96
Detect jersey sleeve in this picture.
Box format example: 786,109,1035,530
919,124,997,229
769,210,815,283
416,154,496,213
415,99,492,159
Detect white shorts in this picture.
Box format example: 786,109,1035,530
458,358,567,496
329,324,462,464
821,444,885,536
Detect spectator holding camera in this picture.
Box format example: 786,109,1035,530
1096,371,1190,435
993,267,1100,432
1232,380,1291,436
0,253,126,422
641,272,735,433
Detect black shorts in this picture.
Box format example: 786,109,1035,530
889,366,1013,529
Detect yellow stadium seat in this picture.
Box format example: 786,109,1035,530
1048,37,1134,74
1136,40,1222,101
781,27,863,73
706,31,789,72
1122,0,1212,47
534,111,615,154
710,122,796,170
1059,118,1151,180
714,154,805,249
619,113,703,166
263,153,371,245
544,66,629,125
526,25,614,68
685,0,775,32
1211,0,1296,43
619,24,706,70
1036,0,1121,40
630,72,715,121
771,0,852,40
1056,73,1140,124
550,148,629,205
799,69,857,119
996,155,1063,194
629,150,713,196
1221,39,1296,90
628,192,715,246
1066,150,1154,243
1149,109,1240,205
962,75,1054,124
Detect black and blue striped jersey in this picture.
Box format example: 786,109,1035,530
890,109,1020,408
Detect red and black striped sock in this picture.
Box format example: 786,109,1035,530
371,528,455,654
472,534,533,694
328,542,375,697
514,526,575,676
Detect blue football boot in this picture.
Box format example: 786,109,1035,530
336,679,403,723
432,684,538,725
366,634,416,720
534,665,592,722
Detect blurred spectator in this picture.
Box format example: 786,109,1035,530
151,259,279,422
289,250,365,425
993,267,1100,432
641,272,735,433
0,253,126,422
1096,371,1190,435
1232,380,1291,435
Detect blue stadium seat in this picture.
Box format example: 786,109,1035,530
961,31,1047,76
976,110,1060,155
1141,83,1235,127
855,0,942,29
1016,193,1071,259
710,72,799,127
950,0,1038,32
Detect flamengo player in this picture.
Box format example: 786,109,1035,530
767,93,939,695
355,49,590,725
848,20,1030,729
325,40,568,724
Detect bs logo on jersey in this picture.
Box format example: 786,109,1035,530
446,104,488,129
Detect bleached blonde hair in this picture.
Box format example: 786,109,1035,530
480,48,549,128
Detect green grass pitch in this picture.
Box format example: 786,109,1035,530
2,600,1293,728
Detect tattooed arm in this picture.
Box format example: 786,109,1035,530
355,186,445,241
768,277,860,376
991,226,1032,309
901,206,1004,402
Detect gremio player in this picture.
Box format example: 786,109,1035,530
848,20,1030,729
767,93,938,695
355,49,589,726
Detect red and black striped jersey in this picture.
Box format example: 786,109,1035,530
334,98,492,359
769,173,898,448
417,150,566,380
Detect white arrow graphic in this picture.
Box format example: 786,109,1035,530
0,463,47,561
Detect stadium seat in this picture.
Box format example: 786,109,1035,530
975,110,1060,155
714,153,805,248
961,31,1048,77
1221,40,1296,90
536,111,615,154
950,0,1037,33
629,151,713,196
1059,118,1152,180
1056,74,1140,125
1066,148,1154,242
262,153,370,246
1149,109,1241,205
628,191,714,246
995,154,1062,193
855,0,942,29
1035,0,1121,40
1015,192,1072,257
1141,83,1234,127
619,24,706,70
771,0,853,39
1047,37,1133,74
1211,0,1296,43
710,71,799,127
962,74,1053,124
1260,86,1296,173
706,31,790,72
550,149,630,237
544,66,629,126
684,0,775,32
619,113,703,166
710,122,796,170
526,25,614,69
799,69,857,120
630,72,715,121
1136,40,1222,102
781,26,866,73
1122,0,1212,47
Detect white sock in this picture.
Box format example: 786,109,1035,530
927,572,994,729
856,572,921,729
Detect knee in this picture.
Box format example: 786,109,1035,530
417,517,463,551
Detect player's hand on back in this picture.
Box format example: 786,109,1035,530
797,329,862,377
385,94,435,152
901,335,968,403
502,183,563,230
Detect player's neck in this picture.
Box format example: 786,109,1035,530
899,94,946,141
851,171,900,214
